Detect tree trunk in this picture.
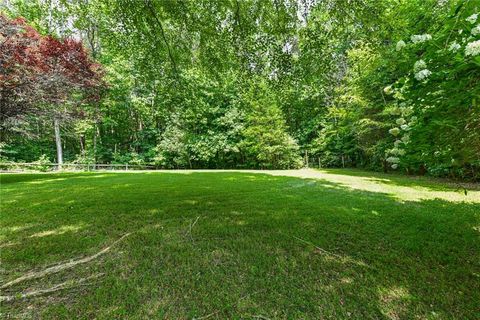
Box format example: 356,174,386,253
54,117,63,169
80,135,85,154
93,121,98,169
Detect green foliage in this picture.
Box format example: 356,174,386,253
1,0,478,179
314,0,480,179
155,118,190,168
379,1,480,178
72,152,96,165
241,82,302,169
33,154,51,172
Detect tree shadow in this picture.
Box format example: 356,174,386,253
1,171,479,318
318,168,480,191
0,172,107,185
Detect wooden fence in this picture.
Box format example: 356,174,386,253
0,156,340,172
0,162,157,172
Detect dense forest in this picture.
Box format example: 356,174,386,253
1,0,479,180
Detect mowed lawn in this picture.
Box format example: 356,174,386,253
0,170,479,319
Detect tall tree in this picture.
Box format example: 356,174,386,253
0,14,103,166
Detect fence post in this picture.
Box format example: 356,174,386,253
318,158,321,168
304,150,308,168
125,163,128,171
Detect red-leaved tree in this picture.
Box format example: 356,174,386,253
0,15,103,165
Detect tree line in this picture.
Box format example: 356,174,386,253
1,0,479,179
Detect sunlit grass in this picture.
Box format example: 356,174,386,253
311,169,480,203
0,170,479,319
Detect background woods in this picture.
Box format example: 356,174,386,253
1,0,479,179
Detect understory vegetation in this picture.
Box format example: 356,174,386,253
1,171,479,318
1,0,479,178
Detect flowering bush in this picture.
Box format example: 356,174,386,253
396,40,406,51
410,34,432,43
466,13,478,24
384,3,480,177
414,69,432,81
465,40,480,56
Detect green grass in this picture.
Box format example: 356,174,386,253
1,170,479,319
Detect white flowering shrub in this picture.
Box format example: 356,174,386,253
471,25,480,36
466,13,478,24
465,40,480,56
413,60,427,72
389,148,405,156
414,69,432,81
386,156,400,164
382,3,480,175
383,85,394,95
410,34,432,43
388,127,401,136
448,41,461,52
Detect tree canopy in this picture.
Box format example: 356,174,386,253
0,0,479,179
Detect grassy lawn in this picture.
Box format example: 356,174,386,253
1,170,479,319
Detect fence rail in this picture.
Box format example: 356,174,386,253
0,156,342,172
0,162,157,172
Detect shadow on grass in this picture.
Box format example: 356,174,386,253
0,172,106,184
318,168,480,191
0,171,479,319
